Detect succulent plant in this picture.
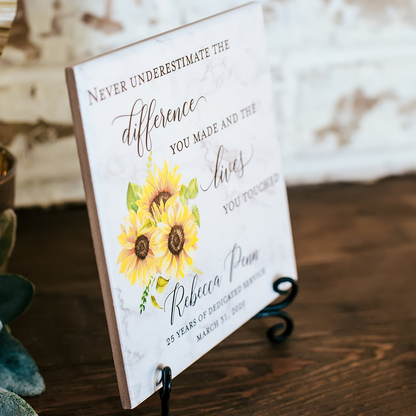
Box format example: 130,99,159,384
0,275,44,397
0,273,33,329
0,210,43,415
0,387,37,416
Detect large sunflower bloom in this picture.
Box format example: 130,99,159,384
117,209,158,287
154,202,198,280
137,161,181,218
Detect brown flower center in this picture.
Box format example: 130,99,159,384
150,191,171,213
135,235,149,260
168,225,185,256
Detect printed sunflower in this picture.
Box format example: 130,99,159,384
137,161,181,219
117,209,158,287
154,201,198,280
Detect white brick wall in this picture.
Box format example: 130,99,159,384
1,0,416,206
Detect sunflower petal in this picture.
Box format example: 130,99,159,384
117,232,129,246
151,295,163,309
156,276,170,293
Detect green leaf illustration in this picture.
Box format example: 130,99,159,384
188,178,199,199
0,209,17,270
179,185,190,206
127,182,141,212
151,295,163,309
192,205,200,227
139,277,155,314
156,276,169,293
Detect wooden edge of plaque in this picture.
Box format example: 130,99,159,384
65,67,132,409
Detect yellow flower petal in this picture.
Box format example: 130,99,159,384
117,248,133,264
117,208,160,287
137,162,182,219
117,232,129,246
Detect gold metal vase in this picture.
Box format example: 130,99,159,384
0,147,16,212
0,1,18,209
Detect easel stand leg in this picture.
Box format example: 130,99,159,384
254,277,298,343
159,366,172,416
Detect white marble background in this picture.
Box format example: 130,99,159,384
1,0,416,206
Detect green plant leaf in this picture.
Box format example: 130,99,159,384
127,182,141,212
188,178,199,199
0,330,45,397
179,185,190,206
0,387,38,415
156,276,169,293
151,295,163,309
0,274,34,326
0,209,17,270
192,205,200,227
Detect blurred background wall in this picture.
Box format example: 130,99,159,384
1,0,416,207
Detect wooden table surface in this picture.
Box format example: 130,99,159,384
8,175,416,415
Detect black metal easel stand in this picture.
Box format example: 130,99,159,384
254,277,298,342
158,277,298,415
159,366,172,416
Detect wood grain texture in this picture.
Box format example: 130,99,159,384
7,175,416,415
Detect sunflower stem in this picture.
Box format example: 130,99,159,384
139,276,155,314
